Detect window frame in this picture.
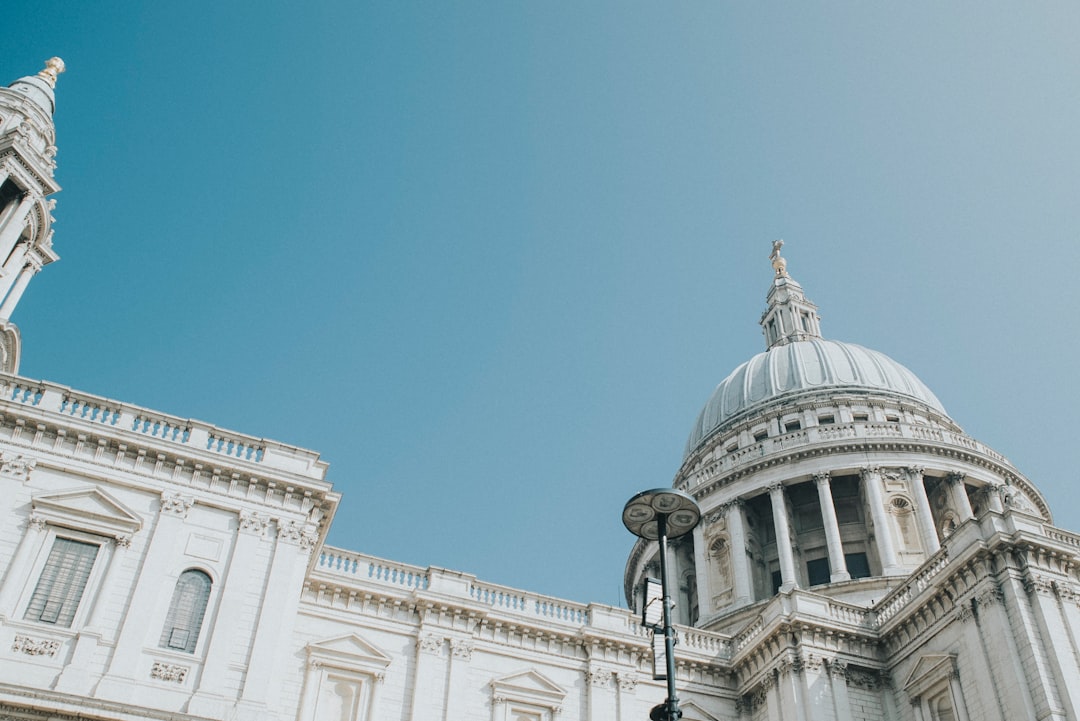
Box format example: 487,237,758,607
158,567,214,654
17,526,110,631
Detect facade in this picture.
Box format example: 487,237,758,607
1,60,1080,721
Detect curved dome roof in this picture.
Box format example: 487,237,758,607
685,339,948,456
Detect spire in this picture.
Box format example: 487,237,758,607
760,240,823,350
37,57,66,88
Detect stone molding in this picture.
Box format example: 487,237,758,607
238,509,270,535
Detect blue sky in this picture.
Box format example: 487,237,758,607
5,3,1080,606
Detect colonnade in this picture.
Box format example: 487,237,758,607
700,467,984,615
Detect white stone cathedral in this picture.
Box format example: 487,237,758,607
1,59,1078,721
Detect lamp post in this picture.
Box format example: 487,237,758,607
622,488,701,721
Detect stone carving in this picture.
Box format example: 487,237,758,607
586,668,612,687
114,534,132,549
27,513,47,532
0,453,35,482
827,659,848,679
278,519,318,551
160,491,193,518
238,509,269,535
845,667,880,689
616,674,637,691
1024,574,1055,597
450,638,474,661
812,471,831,485
150,661,189,683
945,472,966,487
11,634,60,657
417,633,442,655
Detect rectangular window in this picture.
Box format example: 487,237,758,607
753,430,768,442
853,412,869,422
818,414,835,425
806,557,830,586
24,538,99,627
784,420,801,433
771,570,782,596
845,552,871,579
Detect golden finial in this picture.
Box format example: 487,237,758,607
37,57,66,88
770,239,789,278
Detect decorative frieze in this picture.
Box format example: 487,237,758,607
150,661,189,683
11,634,60,657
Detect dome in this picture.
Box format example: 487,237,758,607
685,338,948,457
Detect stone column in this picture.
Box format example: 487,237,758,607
907,466,940,554
189,511,271,718
237,519,318,720
861,467,901,575
814,472,849,582
586,667,617,721
725,500,753,606
828,660,853,721
985,484,1005,513
948,668,973,721
0,193,34,260
0,244,30,300
445,638,474,721
410,632,445,721
692,524,711,620
768,483,797,591
0,260,37,319
947,472,975,522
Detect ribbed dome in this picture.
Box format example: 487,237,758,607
685,339,948,457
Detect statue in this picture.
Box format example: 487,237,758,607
770,239,789,278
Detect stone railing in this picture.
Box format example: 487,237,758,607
0,373,327,480
311,547,734,663
874,549,950,627
684,420,1013,491
469,580,590,626
317,548,430,590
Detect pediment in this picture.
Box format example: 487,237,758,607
681,699,722,721
903,653,955,696
491,669,566,706
307,634,392,673
32,486,142,538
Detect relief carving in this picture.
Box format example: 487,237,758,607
150,661,189,683
0,453,35,482
11,634,60,657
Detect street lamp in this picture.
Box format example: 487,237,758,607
622,488,701,721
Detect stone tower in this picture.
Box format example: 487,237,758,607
0,58,65,373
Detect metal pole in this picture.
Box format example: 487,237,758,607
657,513,681,721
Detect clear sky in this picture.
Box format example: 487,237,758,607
4,3,1080,606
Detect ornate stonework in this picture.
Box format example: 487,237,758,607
150,662,189,684
0,453,35,481
159,491,193,518
11,635,59,657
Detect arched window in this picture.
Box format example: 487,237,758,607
159,569,211,653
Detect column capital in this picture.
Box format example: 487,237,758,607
860,466,881,480
767,482,785,496
159,491,193,519
812,471,831,486
945,471,966,486
906,465,925,479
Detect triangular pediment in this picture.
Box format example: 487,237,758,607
32,486,142,538
307,634,392,672
491,669,566,706
681,699,722,721
903,653,955,696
